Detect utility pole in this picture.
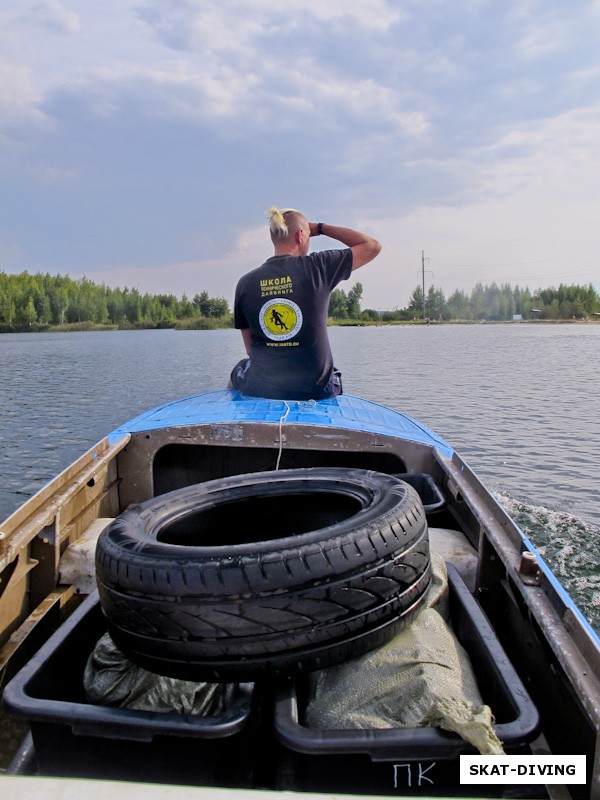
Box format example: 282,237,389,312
422,250,426,321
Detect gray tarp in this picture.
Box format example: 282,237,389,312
305,550,505,755
83,635,238,715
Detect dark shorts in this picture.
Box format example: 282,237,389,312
230,358,252,391
230,359,343,400
322,367,343,398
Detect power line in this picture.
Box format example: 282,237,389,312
427,253,600,270
448,267,600,284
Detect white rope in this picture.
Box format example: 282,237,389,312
274,399,318,470
275,401,291,470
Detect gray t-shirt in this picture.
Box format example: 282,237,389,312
233,249,353,399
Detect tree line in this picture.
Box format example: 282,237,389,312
330,281,600,322
0,271,230,331
1,270,598,332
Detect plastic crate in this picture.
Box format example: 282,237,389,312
272,565,540,795
393,472,446,514
3,592,255,786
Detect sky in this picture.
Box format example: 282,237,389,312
2,0,600,311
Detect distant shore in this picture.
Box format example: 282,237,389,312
1,317,599,334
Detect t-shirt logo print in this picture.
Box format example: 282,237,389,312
259,298,303,341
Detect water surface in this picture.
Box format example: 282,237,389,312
1,324,598,627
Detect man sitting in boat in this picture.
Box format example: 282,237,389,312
229,207,381,401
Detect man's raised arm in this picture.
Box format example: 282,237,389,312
309,222,381,270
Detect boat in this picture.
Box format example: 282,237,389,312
0,388,598,799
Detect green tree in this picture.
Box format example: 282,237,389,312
20,295,38,326
49,284,70,324
470,283,487,319
0,289,16,326
329,289,349,319
347,282,363,318
500,283,516,319
361,308,381,321
124,288,142,324
141,294,162,323
513,286,533,318
107,289,126,324
427,285,446,320
193,291,211,316
446,289,471,320
407,286,425,318
208,297,230,317
177,293,194,319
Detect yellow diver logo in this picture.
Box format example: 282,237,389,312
259,298,303,341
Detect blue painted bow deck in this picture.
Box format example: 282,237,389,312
108,389,455,459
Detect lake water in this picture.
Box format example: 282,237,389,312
1,324,599,629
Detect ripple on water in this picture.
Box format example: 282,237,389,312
495,492,600,633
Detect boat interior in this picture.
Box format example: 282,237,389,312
0,409,599,798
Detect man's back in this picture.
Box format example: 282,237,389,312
229,207,381,401
233,250,352,400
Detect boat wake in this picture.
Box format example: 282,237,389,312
495,492,600,634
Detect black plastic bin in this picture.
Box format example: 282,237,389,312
272,565,540,796
393,472,446,514
3,591,255,786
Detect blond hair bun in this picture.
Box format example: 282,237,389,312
268,206,299,239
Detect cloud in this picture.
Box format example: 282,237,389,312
507,2,581,59
136,0,403,55
127,0,418,136
91,221,269,302
366,105,600,307
0,60,49,133
19,0,80,36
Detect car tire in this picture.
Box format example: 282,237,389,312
95,467,431,680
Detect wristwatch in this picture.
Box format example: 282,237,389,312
317,222,324,235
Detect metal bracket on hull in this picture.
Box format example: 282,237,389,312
518,551,542,586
